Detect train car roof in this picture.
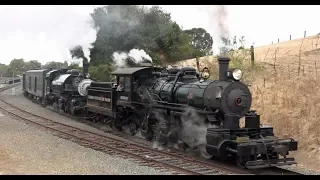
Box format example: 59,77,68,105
111,67,153,76
25,69,49,73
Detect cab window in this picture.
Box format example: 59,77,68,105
116,77,125,91
124,76,131,92
29,76,31,90
34,77,37,92
118,77,124,86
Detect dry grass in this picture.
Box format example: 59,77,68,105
176,37,320,171
250,68,320,167
176,48,266,84
254,35,320,63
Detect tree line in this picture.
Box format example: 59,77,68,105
0,59,70,77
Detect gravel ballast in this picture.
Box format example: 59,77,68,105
0,86,172,175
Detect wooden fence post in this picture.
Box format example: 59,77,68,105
250,45,255,67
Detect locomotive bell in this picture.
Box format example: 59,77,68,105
201,67,210,80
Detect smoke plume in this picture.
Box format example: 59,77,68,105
112,48,153,68
204,5,230,55
216,6,230,55
215,5,230,41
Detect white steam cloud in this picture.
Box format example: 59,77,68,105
112,48,153,67
179,108,218,158
152,108,218,159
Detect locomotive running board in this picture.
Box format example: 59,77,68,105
245,158,297,169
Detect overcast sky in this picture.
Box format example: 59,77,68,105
0,5,319,65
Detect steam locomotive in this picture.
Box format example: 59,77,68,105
22,56,298,169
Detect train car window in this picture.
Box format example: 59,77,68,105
29,76,31,90
116,77,124,91
124,76,131,92
34,77,37,92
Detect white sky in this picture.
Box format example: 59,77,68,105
0,5,319,65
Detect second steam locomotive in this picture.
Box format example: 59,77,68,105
22,56,298,169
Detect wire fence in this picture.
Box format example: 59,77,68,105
255,35,320,78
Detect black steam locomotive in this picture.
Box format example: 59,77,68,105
22,57,298,169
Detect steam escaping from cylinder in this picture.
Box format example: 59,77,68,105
179,108,218,159
112,48,153,68
151,107,218,159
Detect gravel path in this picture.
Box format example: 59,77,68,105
0,86,172,175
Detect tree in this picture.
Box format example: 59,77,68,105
89,64,114,82
68,63,82,71
184,28,213,57
88,5,196,67
63,61,68,68
8,58,26,76
25,60,41,71
0,63,9,77
238,36,245,50
220,36,247,53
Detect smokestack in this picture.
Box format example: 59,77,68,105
217,56,230,81
83,61,89,76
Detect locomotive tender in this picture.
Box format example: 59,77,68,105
22,56,298,169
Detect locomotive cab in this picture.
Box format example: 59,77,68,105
111,67,163,106
109,66,163,132
115,76,131,104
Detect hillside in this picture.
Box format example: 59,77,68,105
178,35,320,76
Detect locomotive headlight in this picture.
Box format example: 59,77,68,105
232,69,242,80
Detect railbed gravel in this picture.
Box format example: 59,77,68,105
0,85,172,175
0,85,135,143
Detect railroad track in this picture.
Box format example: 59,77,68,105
44,109,304,175
0,84,303,175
